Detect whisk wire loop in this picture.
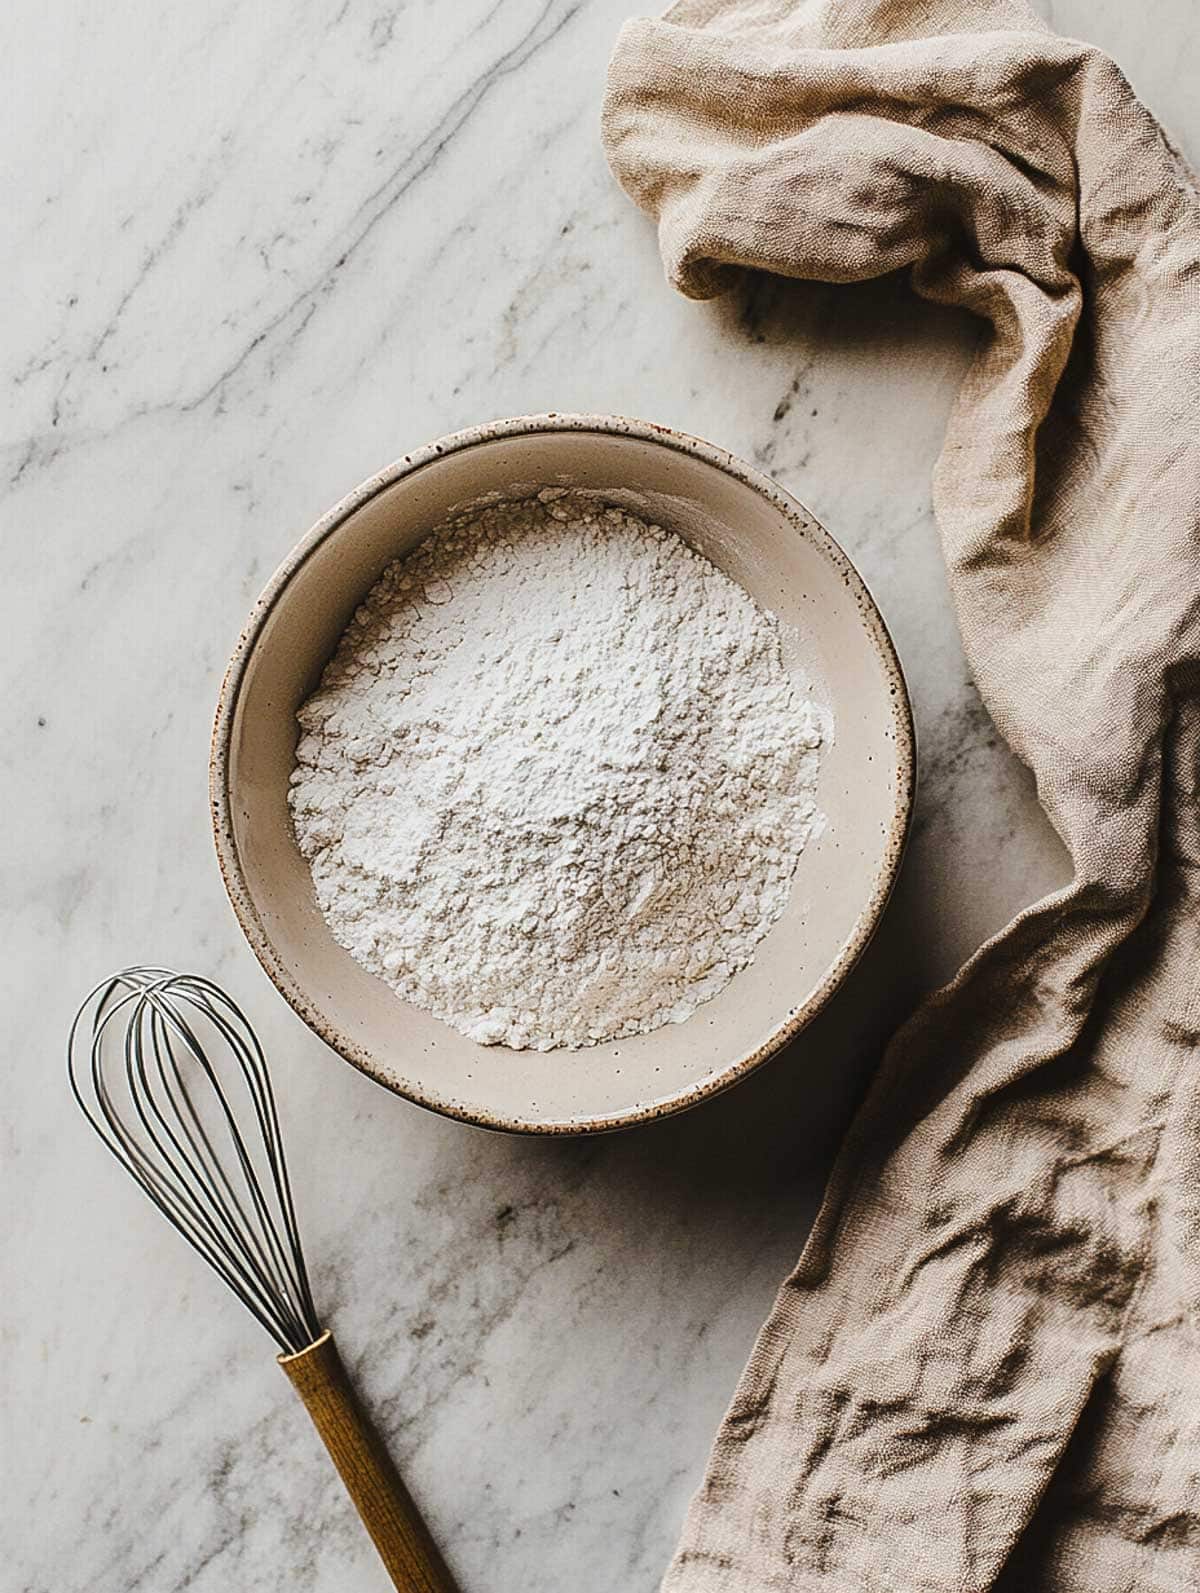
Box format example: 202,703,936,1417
68,967,322,1355
137,996,303,1345
135,987,304,1341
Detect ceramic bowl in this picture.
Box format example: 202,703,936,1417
211,415,913,1133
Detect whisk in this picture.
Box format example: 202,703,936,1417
68,966,458,1593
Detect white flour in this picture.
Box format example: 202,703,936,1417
289,491,826,1051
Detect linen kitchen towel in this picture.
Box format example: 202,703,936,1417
604,2,1200,1589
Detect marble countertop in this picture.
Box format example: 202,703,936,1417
7,1,1197,1588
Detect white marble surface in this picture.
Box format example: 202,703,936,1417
5,1,1197,1588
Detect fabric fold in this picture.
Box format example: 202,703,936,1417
603,2,1200,1588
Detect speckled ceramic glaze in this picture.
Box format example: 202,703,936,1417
211,415,914,1133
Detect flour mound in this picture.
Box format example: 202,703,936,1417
289,491,825,1051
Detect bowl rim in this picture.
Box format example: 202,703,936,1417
210,412,915,1135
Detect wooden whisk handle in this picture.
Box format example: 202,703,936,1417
280,1330,459,1593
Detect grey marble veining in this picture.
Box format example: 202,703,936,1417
5,1,1197,1589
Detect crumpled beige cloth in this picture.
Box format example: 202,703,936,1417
603,2,1200,1589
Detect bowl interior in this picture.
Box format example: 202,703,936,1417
218,424,910,1131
